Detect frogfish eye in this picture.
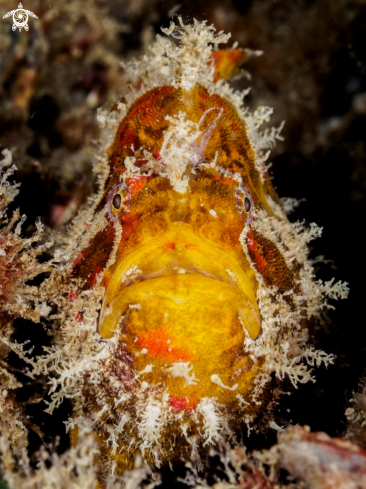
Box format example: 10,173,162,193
236,184,254,223
244,196,251,213
107,182,129,221
112,193,122,210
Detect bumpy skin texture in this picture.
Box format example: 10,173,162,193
73,71,294,468
65,19,346,476
75,85,296,296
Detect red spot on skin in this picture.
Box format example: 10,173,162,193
164,242,176,250
137,327,192,363
152,152,162,161
75,311,83,323
168,395,197,413
68,291,78,302
247,230,267,271
126,176,152,195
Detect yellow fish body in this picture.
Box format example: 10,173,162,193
63,18,347,476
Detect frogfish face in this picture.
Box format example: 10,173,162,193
70,20,323,473
100,179,261,404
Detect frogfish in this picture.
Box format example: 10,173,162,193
46,18,348,479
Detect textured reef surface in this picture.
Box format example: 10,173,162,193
0,1,366,488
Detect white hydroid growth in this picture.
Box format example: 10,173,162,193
161,18,231,90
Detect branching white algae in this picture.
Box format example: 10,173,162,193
0,18,349,486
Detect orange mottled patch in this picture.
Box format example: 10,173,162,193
247,229,296,293
121,214,141,241
126,176,152,195
209,49,249,83
211,173,237,186
137,327,193,363
106,83,281,214
224,217,241,244
109,86,176,169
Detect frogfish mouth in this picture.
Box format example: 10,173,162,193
70,19,325,474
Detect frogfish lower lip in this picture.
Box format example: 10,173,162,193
99,222,261,341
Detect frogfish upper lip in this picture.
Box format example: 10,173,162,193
98,222,261,340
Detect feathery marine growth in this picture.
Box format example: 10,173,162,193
0,18,348,483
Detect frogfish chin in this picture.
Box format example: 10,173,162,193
64,17,348,477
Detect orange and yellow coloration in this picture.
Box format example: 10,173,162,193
38,18,348,478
